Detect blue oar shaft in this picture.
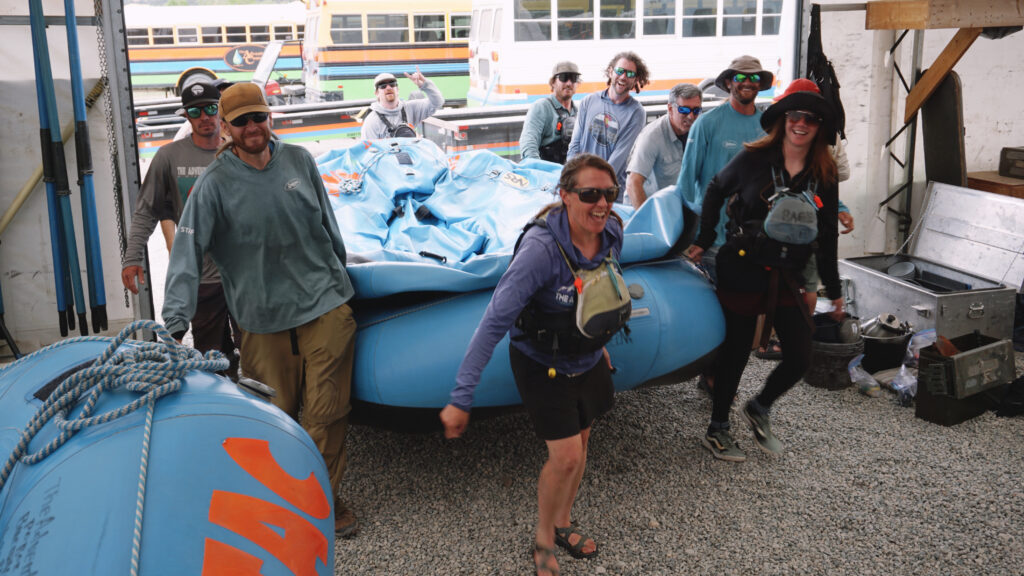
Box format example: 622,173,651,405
29,0,88,336
28,0,69,337
63,0,107,332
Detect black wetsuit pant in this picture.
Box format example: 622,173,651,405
711,304,813,425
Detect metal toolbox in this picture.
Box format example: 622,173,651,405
839,182,1024,341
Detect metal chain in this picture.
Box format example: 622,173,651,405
93,0,130,308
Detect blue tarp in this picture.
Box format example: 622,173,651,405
316,138,684,298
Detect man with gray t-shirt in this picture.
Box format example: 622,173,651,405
625,83,702,209
122,80,238,377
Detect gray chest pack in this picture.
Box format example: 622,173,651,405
512,209,631,358
752,166,821,268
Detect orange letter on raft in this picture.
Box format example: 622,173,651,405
206,491,328,576
222,437,330,519
201,539,264,576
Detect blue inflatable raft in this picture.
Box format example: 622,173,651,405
0,323,335,575
318,139,725,408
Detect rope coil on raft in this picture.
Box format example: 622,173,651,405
0,319,229,491
0,320,229,575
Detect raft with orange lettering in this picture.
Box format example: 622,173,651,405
0,339,335,575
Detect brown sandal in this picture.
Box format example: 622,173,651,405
531,543,559,576
554,522,599,559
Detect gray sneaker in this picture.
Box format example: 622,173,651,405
742,402,784,454
702,429,746,462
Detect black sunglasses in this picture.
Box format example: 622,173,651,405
376,80,398,89
555,72,580,83
185,104,218,119
785,110,823,125
569,187,618,204
228,112,269,127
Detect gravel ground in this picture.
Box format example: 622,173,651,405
334,352,1024,575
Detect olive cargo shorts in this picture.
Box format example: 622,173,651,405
239,303,356,504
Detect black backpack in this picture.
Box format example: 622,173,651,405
375,107,417,138
538,99,576,164
807,4,846,142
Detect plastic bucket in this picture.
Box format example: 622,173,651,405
805,338,864,390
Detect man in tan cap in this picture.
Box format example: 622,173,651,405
518,61,580,163
162,81,361,538
360,66,444,140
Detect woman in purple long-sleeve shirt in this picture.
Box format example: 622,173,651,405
441,155,624,576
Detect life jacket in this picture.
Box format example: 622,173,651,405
375,107,417,138
513,209,631,357
538,99,576,164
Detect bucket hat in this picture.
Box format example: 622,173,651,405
714,55,774,92
759,78,836,138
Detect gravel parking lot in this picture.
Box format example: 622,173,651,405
333,353,1024,575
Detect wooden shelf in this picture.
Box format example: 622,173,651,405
967,171,1024,199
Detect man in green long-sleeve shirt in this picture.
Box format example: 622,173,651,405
162,83,360,538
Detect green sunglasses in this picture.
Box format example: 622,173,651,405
185,104,219,119
732,73,761,84
612,67,637,78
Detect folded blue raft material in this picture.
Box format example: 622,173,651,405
317,139,724,408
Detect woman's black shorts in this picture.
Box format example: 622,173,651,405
509,344,615,441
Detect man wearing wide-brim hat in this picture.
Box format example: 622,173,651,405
675,55,774,282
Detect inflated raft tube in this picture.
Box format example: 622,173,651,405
0,322,335,575
352,258,725,408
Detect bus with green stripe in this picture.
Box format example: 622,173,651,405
125,2,307,98
301,0,472,104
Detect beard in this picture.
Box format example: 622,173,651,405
233,125,271,155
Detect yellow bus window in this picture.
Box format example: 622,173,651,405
450,13,471,40
251,25,270,43
414,14,445,42
201,26,222,44
127,28,150,46
368,14,409,44
225,26,247,43
272,24,295,41
330,14,362,45
152,26,174,45
178,26,199,44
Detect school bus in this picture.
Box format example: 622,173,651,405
468,0,796,105
124,2,306,96
302,0,472,104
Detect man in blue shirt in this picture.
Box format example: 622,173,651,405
568,51,649,195
678,55,774,282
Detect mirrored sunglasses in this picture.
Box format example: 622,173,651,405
612,67,637,78
569,187,619,204
785,110,823,125
376,80,398,89
555,72,580,84
676,105,701,116
185,104,219,119
733,73,761,84
228,111,269,127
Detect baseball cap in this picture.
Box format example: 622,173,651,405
374,73,397,89
176,80,220,115
219,82,271,123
